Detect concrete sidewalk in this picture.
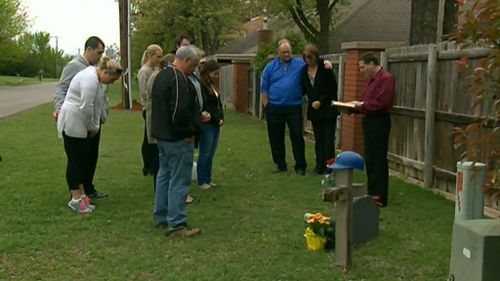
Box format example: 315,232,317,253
0,83,56,119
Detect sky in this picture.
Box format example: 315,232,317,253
23,0,121,56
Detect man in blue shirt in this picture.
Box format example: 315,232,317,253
260,39,307,175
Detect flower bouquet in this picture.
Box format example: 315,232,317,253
303,212,334,251
321,158,336,187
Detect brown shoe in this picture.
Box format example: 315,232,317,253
199,184,213,190
166,225,201,237
185,195,196,204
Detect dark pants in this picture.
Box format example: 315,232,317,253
311,118,337,173
63,133,91,191
142,110,156,173
265,104,306,171
85,130,100,195
363,114,391,206
152,144,159,191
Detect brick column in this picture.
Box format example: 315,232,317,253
340,42,405,155
232,62,249,113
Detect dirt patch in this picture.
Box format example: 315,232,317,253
110,99,143,111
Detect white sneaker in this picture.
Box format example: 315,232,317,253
67,198,91,213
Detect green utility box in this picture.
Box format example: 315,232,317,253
448,219,500,281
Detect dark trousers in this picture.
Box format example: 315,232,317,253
152,144,159,191
63,133,92,191
142,110,156,173
84,130,100,195
265,104,306,170
311,118,337,173
363,114,391,206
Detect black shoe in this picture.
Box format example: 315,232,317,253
273,167,287,174
295,168,306,175
88,191,108,201
142,167,153,176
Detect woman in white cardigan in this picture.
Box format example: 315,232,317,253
57,57,122,214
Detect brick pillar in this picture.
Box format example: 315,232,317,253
232,62,249,113
340,42,405,155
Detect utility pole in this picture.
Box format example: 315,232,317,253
51,35,59,79
55,36,59,79
118,0,131,109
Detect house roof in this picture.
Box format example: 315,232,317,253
215,31,258,55
329,0,410,52
213,0,411,58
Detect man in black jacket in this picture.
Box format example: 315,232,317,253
151,45,204,237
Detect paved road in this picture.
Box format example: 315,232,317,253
0,83,56,119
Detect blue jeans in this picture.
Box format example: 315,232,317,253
197,123,220,185
154,139,194,227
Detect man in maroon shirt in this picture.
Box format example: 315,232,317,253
349,52,395,207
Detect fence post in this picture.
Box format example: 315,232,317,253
336,54,346,150
424,44,437,188
250,67,256,117
338,54,346,101
380,51,388,70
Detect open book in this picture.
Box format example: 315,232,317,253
331,101,356,109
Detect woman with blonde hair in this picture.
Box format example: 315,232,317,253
138,44,163,176
57,57,122,213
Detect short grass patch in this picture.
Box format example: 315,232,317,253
0,75,58,86
0,85,454,280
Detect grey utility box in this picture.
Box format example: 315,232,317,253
449,219,500,281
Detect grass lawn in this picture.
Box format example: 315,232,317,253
0,84,454,280
0,75,58,86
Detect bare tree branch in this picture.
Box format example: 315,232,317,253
288,7,316,42
294,0,319,37
328,0,339,12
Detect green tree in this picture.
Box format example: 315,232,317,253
131,0,251,72
451,0,499,192
105,43,121,62
0,0,28,42
13,32,68,78
0,0,29,75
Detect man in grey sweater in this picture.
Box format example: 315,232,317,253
53,36,108,201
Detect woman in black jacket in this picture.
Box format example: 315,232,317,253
197,60,224,189
301,45,339,175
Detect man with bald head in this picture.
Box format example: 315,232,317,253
260,39,307,175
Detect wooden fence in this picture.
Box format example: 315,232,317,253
217,43,498,213
219,64,234,111
384,42,498,213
